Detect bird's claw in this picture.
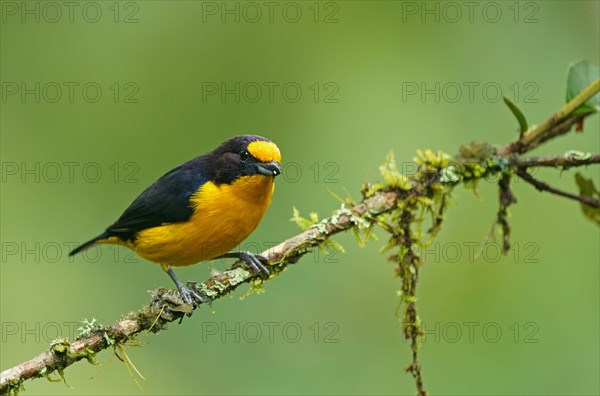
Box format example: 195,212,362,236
177,283,211,308
236,252,271,279
165,265,210,310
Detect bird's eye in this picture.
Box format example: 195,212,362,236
239,150,250,161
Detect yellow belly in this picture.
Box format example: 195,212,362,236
126,175,274,266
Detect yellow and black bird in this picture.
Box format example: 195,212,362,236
70,135,281,306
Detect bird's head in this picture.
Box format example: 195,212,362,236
211,135,282,184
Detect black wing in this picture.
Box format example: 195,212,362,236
106,156,212,241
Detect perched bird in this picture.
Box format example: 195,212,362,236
70,135,281,306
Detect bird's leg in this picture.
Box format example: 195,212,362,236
214,252,270,279
163,264,211,307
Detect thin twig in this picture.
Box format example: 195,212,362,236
497,173,517,253
397,204,427,396
501,78,600,155
512,153,600,169
517,169,600,208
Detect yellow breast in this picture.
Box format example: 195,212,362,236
131,175,275,266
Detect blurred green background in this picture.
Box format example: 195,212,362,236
1,1,599,395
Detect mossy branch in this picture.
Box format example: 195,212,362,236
1,78,599,396
0,191,399,395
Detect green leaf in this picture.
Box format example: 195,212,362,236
503,96,528,135
574,172,600,225
566,60,600,113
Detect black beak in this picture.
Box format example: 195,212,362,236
256,161,281,176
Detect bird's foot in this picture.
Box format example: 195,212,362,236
177,282,211,307
240,252,270,279
165,265,211,308
218,252,270,279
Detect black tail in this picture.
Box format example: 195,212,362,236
69,232,110,256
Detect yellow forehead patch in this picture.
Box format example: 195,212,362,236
247,140,282,163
